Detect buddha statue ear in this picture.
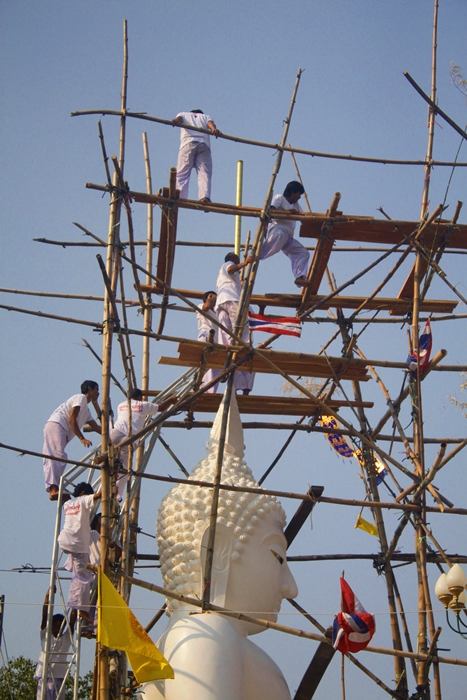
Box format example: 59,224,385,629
199,524,234,607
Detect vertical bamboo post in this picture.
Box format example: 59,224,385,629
97,173,120,700
235,68,303,334
201,373,236,608
141,132,154,394
234,160,243,255
329,280,409,695
97,19,129,700
413,3,441,697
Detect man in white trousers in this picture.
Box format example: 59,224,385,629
109,388,172,500
42,381,101,500
57,482,101,627
216,252,255,395
173,109,219,203
260,180,311,287
196,290,220,394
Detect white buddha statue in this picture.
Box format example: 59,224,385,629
142,393,298,700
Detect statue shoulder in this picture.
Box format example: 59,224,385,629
152,613,245,700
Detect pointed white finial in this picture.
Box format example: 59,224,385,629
210,390,244,458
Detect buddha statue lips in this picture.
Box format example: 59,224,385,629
143,393,298,700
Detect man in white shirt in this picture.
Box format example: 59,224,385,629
35,589,76,700
58,482,101,623
196,290,219,394
42,381,101,500
259,181,310,287
216,253,255,394
110,389,162,499
173,109,219,203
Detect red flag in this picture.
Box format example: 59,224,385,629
332,576,375,653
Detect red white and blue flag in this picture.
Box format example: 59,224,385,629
248,311,302,337
332,576,375,654
407,319,432,378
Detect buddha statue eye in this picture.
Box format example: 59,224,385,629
271,550,284,565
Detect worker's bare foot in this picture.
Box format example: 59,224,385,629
199,197,211,205
242,389,251,396
294,276,311,288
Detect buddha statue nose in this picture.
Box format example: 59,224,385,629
282,564,298,600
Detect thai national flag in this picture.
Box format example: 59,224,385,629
332,577,375,654
248,311,302,337
407,319,432,378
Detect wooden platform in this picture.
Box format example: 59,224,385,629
158,340,371,381
150,391,374,416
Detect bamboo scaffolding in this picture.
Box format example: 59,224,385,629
12,16,465,699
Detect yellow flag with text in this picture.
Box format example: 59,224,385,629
354,514,378,538
97,570,174,683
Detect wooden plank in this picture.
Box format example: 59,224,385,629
174,341,370,381
147,392,374,415
138,285,456,314
300,193,341,309
293,632,335,700
155,185,178,292
300,217,467,249
285,486,325,546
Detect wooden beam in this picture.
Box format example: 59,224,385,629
293,631,335,700
146,392,374,416
138,284,456,314
300,193,341,309
285,486,325,546
159,341,371,381
154,181,179,292
86,183,467,248
300,216,467,249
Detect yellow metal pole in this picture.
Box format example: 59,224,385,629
234,160,243,255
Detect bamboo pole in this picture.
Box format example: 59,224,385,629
127,575,467,668
413,5,440,695
234,160,243,255
201,374,236,608
2,438,467,518
235,68,303,336
371,350,447,437
70,107,467,167
97,19,129,700
97,170,119,700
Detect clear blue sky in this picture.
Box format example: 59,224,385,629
1,1,466,698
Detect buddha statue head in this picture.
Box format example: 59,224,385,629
157,393,297,633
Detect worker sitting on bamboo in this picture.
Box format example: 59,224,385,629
216,253,255,395
42,381,101,501
196,290,220,394
259,181,310,287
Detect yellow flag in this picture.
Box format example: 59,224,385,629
97,570,174,683
354,514,378,538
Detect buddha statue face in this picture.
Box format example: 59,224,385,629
224,508,298,634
